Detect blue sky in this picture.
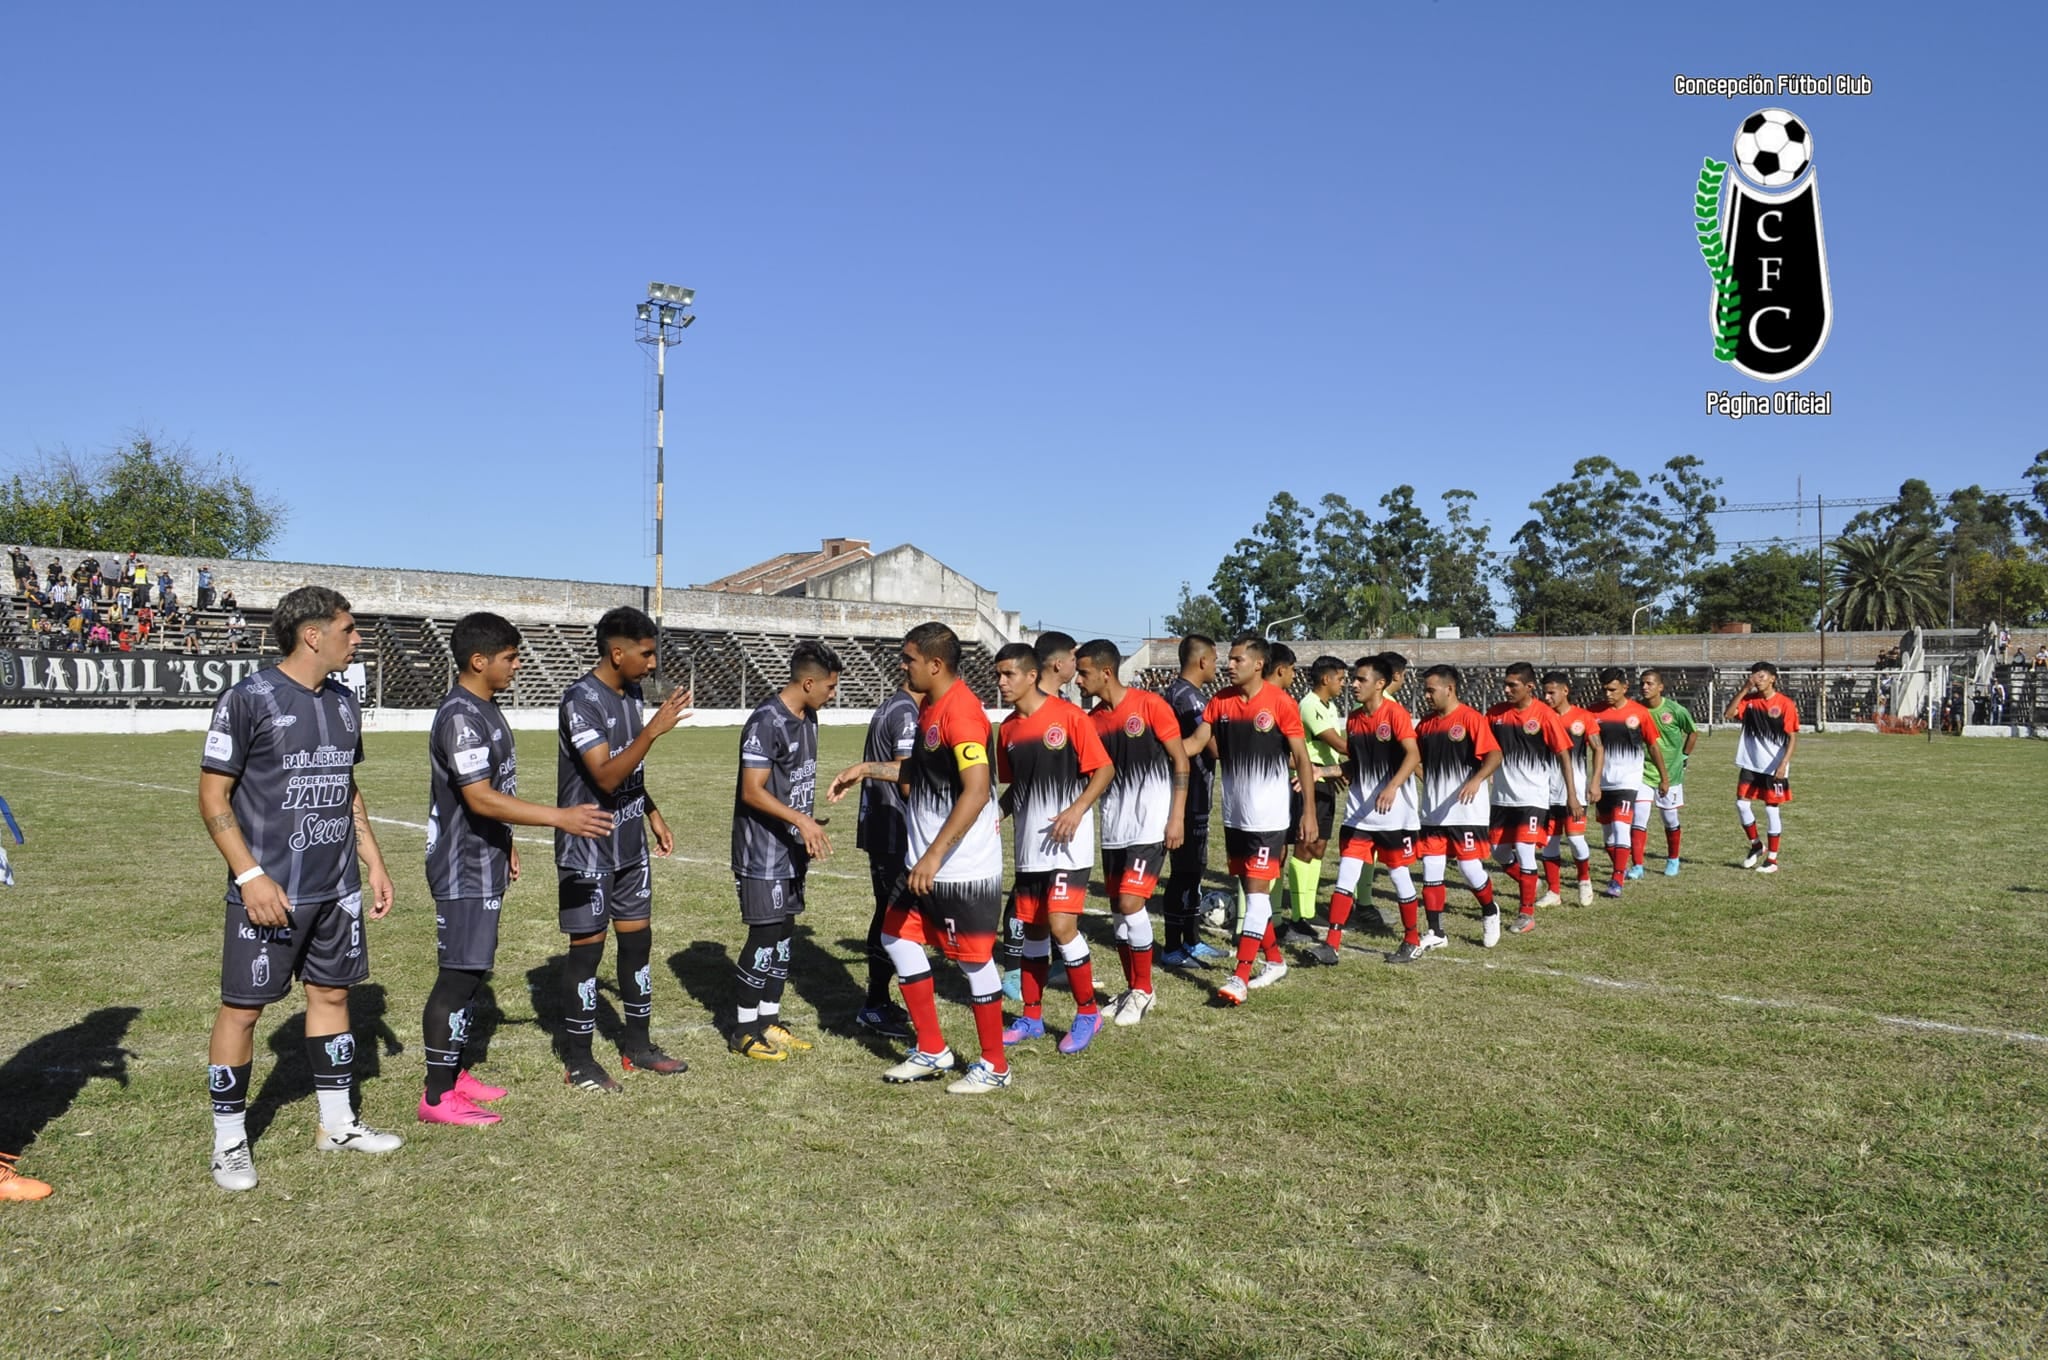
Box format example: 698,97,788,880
3,4,2042,639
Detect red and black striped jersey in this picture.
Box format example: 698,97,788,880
1486,700,1571,809
1343,698,1419,831
907,678,1002,883
1201,683,1303,832
1415,703,1499,827
1732,692,1799,772
999,694,1110,873
1089,687,1180,849
1589,699,1662,791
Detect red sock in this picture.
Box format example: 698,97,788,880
1398,895,1420,946
1327,888,1354,951
1609,845,1628,882
898,973,944,1055
1472,880,1496,911
1068,957,1097,1014
1767,833,1781,858
1260,920,1281,964
1422,883,1447,926
1543,859,1562,893
970,998,1008,1074
1575,856,1592,883
1742,818,1759,844
1234,930,1259,981
1131,944,1152,994
1518,866,1536,910
1116,940,1133,982
1666,826,1682,859
1630,828,1648,867
1021,953,1048,1019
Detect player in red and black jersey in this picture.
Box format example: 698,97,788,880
1182,635,1318,1004
1402,665,1503,960
1588,668,1668,899
828,622,1012,1094
1075,639,1186,1027
1312,654,1420,966
1485,662,1580,934
1722,661,1799,872
1540,671,1605,907
991,644,1115,1054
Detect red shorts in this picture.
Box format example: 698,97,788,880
1737,769,1794,806
1338,826,1415,868
1547,804,1589,838
1008,869,1089,926
1101,844,1164,901
1417,826,1489,862
882,876,1002,965
1490,805,1549,847
1223,827,1287,883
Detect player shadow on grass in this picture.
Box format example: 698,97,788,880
523,955,623,1058
667,940,740,1041
0,1005,139,1154
245,984,403,1145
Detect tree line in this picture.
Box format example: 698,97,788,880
0,435,285,560
1167,450,2048,638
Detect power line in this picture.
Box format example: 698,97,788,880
1710,487,2031,515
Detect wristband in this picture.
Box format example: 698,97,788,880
234,866,266,887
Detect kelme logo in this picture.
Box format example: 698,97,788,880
1696,108,1830,380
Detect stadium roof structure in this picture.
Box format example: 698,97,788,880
694,537,873,597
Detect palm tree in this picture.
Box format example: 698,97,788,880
1826,531,1943,630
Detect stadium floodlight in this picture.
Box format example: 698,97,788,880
635,283,698,632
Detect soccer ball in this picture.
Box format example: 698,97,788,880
1200,888,1235,930
1732,109,1811,189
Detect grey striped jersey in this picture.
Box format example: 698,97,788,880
731,695,817,880
856,689,919,856
426,685,516,900
201,667,364,905
555,672,649,875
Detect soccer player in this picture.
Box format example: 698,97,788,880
1588,667,1668,899
1001,629,1082,1000
1347,650,1409,917
1161,635,1225,966
1311,654,1420,966
728,642,841,1060
1723,661,1798,872
1405,665,1504,956
421,612,614,1125
1281,655,1349,942
1486,662,1580,935
555,607,695,1092
1074,638,1187,1026
1180,635,1318,1003
992,644,1115,1053
826,621,1012,1094
199,587,400,1192
1638,669,1700,878
850,677,920,1039
1539,671,1605,908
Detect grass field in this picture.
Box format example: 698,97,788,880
0,726,2044,1359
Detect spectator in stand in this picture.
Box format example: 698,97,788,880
46,557,62,588
2036,645,2048,669
158,566,174,606
88,620,111,652
116,628,133,652
71,559,91,593
181,628,200,655
9,547,30,593
197,565,214,610
47,577,70,613
219,586,238,612
1990,679,2007,725
160,585,181,621
225,608,247,650
131,558,151,608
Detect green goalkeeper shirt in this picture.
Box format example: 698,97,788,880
1644,697,1697,788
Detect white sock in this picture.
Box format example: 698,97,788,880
760,1000,780,1019
316,1087,355,1130
1121,910,1152,951
212,1111,247,1152
1241,891,1272,939
737,1003,759,1025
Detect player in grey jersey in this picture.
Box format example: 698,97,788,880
198,587,399,1191
849,680,919,1038
419,613,612,1126
726,642,842,1060
554,607,693,1091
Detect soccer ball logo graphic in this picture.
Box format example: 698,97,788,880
1733,109,1811,188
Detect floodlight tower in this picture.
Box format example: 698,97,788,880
635,282,696,627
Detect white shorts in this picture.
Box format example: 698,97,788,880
1654,783,1683,810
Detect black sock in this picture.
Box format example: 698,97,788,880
208,1060,252,1119
562,939,605,1063
763,917,793,1012
863,887,895,1008
1000,901,1025,966
306,1030,355,1103
615,928,653,1050
735,921,782,1031
1426,908,1444,935
422,966,486,1103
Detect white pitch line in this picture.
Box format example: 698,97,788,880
6,761,2045,1048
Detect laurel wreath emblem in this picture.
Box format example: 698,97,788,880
1696,157,1739,363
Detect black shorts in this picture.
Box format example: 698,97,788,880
435,895,506,971
1490,805,1548,846
736,873,807,926
881,875,1003,965
221,891,368,1007
1596,789,1640,824
557,860,653,935
1223,826,1288,883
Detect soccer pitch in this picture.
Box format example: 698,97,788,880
0,728,2043,1359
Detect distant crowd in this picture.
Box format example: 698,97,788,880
7,547,249,654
